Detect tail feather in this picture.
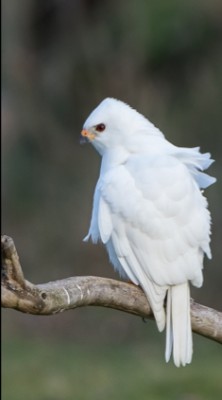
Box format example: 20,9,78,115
165,288,173,363
165,283,193,367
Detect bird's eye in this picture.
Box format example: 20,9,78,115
96,123,106,132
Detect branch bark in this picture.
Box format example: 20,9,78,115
1,235,222,344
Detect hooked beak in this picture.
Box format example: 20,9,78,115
80,129,95,144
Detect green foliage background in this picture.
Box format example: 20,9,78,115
2,1,222,399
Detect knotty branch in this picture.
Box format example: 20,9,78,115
1,235,222,344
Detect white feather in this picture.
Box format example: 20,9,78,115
166,284,194,366
98,197,112,243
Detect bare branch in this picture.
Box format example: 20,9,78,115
1,235,222,344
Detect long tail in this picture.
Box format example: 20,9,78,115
165,283,193,367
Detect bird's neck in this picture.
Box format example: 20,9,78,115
100,147,129,174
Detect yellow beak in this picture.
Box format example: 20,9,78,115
81,129,95,141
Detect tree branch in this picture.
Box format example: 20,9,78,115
1,235,222,344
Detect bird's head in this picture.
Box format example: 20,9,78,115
81,98,156,155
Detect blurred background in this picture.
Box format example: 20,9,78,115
2,0,222,399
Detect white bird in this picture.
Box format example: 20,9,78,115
81,98,216,367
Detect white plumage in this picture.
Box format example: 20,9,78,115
81,98,216,366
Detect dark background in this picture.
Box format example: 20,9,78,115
2,1,222,399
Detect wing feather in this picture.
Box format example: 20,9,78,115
98,153,211,289
86,149,213,332
98,197,113,243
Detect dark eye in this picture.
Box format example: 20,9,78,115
96,123,106,132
